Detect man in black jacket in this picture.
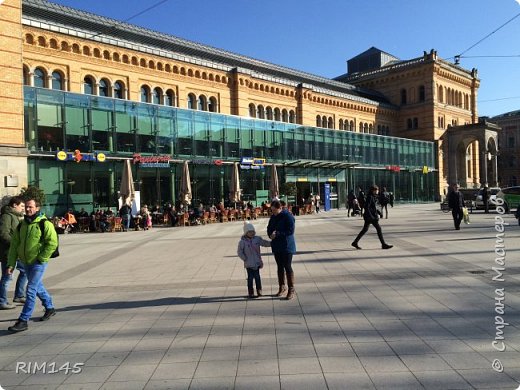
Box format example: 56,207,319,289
351,186,393,250
448,183,465,230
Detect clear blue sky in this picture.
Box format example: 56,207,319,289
50,0,520,117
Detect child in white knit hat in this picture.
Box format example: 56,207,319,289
237,222,271,298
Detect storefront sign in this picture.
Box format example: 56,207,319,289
385,165,401,172
133,154,171,168
191,159,225,166
56,150,106,163
240,157,266,169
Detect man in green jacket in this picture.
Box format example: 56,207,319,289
0,196,26,309
7,198,58,333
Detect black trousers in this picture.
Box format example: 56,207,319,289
353,219,385,244
452,207,463,229
273,252,293,276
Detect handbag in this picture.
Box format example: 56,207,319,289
462,207,470,224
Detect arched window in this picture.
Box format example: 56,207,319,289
407,119,413,129
165,89,175,106
359,122,363,132
419,85,425,102
274,108,281,121
413,118,419,129
83,76,94,95
328,117,334,129
282,109,288,122
289,110,295,123
438,85,444,103
208,97,218,112
349,121,354,131
249,103,256,117
257,105,265,119
51,71,63,90
339,119,344,130
400,89,407,105
316,116,322,127
187,93,196,109
152,88,162,105
363,123,368,133
99,79,109,97
140,85,150,103
266,107,273,120
197,95,207,111
113,81,124,99
34,68,46,88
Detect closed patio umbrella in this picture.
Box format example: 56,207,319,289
229,162,241,205
119,160,135,207
269,163,279,200
179,161,192,206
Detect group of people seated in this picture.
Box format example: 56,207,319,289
52,199,297,233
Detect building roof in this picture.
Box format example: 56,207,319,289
22,0,394,107
490,109,520,119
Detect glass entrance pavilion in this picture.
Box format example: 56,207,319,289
24,87,436,215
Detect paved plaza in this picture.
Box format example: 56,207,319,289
0,204,519,390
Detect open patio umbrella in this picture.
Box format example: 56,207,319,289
119,160,135,207
269,163,279,200
229,162,241,205
179,161,192,206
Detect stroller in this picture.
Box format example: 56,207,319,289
351,199,361,216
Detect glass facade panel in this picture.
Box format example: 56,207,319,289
194,112,210,157
209,114,225,158
115,100,136,153
36,88,64,151
65,94,89,151
176,109,193,156
157,107,174,155
91,96,114,152
136,104,156,154
224,116,239,158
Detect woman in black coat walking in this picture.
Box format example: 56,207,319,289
352,185,393,250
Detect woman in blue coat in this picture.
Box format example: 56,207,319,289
267,200,297,299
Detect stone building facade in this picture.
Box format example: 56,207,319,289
489,110,520,187
0,0,489,207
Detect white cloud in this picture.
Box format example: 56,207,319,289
516,0,520,5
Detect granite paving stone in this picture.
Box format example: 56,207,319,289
0,206,519,389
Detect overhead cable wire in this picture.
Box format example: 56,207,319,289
452,11,520,63
479,96,520,103
89,0,170,39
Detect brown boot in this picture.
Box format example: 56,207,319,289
274,270,286,297
256,289,263,297
286,273,295,300
274,285,286,297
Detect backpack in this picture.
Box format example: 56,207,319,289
18,219,59,258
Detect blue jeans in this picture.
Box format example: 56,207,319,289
0,261,27,305
19,262,53,322
246,268,262,292
122,214,130,230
